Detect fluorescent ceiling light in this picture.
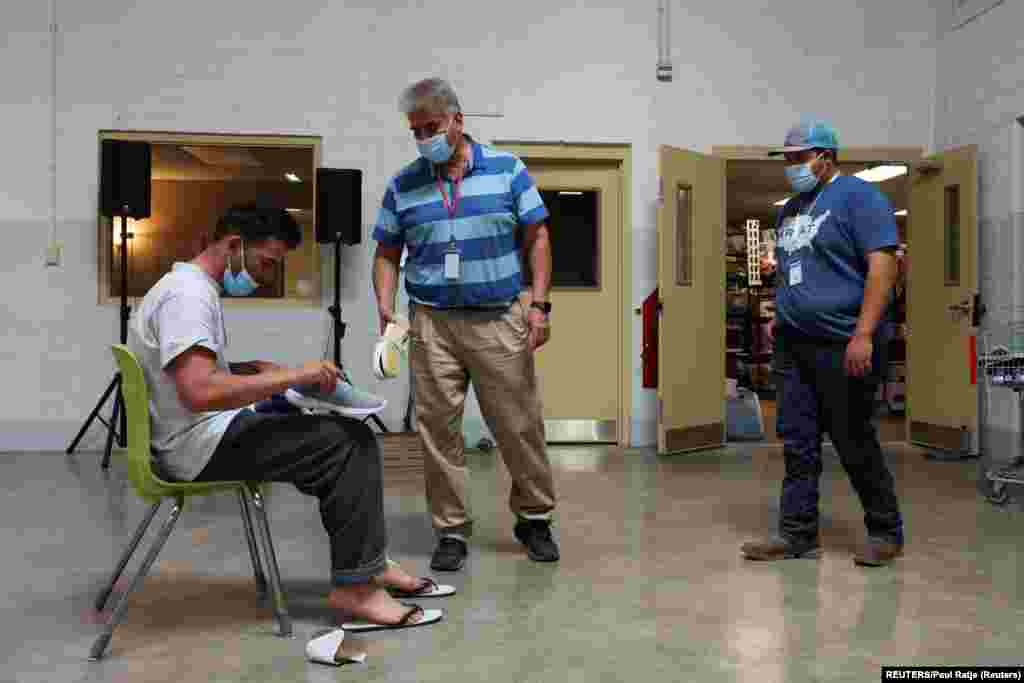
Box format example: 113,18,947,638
285,172,301,183
285,208,304,213
894,209,907,216
774,197,791,206
854,165,908,183
558,191,583,196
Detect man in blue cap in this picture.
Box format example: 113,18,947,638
741,120,905,567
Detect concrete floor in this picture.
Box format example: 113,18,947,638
3,442,1023,683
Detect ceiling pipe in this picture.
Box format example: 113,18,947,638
657,0,673,82
48,0,58,247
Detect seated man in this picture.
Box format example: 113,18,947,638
127,203,441,629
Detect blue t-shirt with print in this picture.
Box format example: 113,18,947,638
774,174,899,340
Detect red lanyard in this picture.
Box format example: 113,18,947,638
436,175,462,220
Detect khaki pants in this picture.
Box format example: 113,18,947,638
410,299,556,536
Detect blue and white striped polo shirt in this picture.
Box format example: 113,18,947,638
372,138,549,308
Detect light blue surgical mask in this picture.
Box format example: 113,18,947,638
785,154,823,194
417,127,455,164
223,241,259,296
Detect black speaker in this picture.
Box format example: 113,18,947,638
316,168,362,245
100,140,151,218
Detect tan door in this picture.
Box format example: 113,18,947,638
657,146,727,454
529,164,622,443
906,145,979,453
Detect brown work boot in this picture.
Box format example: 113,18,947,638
741,536,820,560
853,539,903,567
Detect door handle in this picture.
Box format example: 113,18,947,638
948,300,972,316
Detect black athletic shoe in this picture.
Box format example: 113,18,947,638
514,520,560,562
430,536,468,572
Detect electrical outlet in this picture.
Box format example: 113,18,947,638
45,241,62,267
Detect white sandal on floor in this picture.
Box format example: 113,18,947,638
305,629,367,666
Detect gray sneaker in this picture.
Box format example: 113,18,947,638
284,381,386,418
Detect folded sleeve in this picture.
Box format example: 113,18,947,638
371,180,405,247
510,159,550,226
155,292,221,370
849,184,900,256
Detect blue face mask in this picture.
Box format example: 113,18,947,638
417,125,455,164
223,241,259,296
785,154,824,194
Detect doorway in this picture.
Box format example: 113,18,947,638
655,144,977,457
720,153,914,444
494,142,632,447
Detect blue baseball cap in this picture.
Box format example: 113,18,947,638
768,120,839,156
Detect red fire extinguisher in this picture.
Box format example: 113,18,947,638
641,288,659,388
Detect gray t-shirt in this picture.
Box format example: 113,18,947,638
127,262,243,481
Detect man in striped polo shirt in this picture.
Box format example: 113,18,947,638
372,78,559,571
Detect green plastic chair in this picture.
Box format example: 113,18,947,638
90,344,292,660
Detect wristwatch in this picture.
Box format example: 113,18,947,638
530,301,552,315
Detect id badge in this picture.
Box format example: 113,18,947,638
444,244,461,281
789,260,803,286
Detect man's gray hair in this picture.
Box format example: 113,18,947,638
398,78,461,116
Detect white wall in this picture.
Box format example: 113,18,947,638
1,0,939,451
932,0,1024,464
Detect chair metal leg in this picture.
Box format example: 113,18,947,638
245,485,292,637
94,501,162,612
89,499,182,661
237,489,268,600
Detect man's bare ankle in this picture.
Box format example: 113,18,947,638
328,582,373,604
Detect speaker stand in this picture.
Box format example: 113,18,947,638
68,214,132,469
328,233,388,433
